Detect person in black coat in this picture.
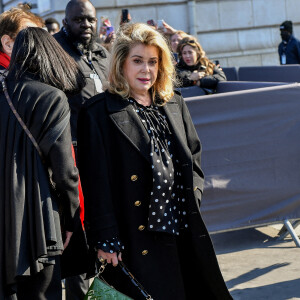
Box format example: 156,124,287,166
77,23,232,300
54,1,111,297
278,20,300,65
176,36,226,92
0,27,85,299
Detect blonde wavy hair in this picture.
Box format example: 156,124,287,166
177,36,215,76
108,22,176,105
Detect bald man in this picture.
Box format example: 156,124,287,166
54,0,110,145
54,2,110,299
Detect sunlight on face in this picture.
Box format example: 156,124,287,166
181,45,198,66
123,43,159,97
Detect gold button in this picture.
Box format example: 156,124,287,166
134,201,141,207
138,225,145,231
142,250,148,255
193,186,198,191
131,175,138,181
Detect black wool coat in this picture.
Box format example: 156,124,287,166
77,90,232,300
0,74,83,297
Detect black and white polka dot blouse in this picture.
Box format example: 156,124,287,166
128,98,188,236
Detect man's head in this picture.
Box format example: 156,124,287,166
0,7,43,56
45,17,60,35
63,0,97,46
280,20,293,42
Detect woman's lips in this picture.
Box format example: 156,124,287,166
138,78,150,83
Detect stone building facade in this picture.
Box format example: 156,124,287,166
1,0,300,67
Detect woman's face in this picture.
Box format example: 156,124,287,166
181,45,198,66
123,43,159,96
171,33,182,53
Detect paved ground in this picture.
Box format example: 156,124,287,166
63,223,300,299
212,223,300,300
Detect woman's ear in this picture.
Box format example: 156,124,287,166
1,35,14,56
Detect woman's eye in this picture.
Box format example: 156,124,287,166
133,59,142,64
149,60,157,66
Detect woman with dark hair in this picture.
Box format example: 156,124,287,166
78,23,232,300
176,36,226,92
0,27,85,299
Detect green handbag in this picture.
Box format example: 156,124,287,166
84,275,133,300
84,260,152,300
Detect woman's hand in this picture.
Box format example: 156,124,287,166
63,231,73,249
189,71,205,81
97,249,122,267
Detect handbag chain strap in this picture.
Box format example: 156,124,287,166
98,259,153,300
1,77,44,160
118,261,153,300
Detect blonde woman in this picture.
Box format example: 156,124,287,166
176,36,226,91
77,23,232,300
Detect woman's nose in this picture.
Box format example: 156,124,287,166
142,63,150,72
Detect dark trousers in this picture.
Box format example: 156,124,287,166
65,273,89,300
15,256,62,300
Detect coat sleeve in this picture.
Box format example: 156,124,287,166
199,66,227,89
47,124,80,232
77,105,119,247
177,94,205,205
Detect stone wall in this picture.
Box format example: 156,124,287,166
2,0,300,67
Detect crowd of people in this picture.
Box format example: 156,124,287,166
12,0,300,299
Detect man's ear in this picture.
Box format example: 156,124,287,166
62,18,67,26
1,35,14,56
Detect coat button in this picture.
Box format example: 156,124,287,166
131,175,138,181
193,186,198,191
134,201,141,207
142,250,148,255
138,225,145,231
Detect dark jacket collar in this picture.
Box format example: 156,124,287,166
58,28,107,58
105,90,191,165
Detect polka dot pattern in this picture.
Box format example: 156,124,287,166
128,98,188,235
96,237,125,253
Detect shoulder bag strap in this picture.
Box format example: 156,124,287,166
1,77,44,160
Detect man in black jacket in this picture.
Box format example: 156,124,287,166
278,20,300,65
54,1,110,299
54,0,110,145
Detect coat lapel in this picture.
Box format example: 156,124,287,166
162,97,192,163
106,92,152,164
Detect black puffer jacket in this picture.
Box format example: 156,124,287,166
54,29,111,141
